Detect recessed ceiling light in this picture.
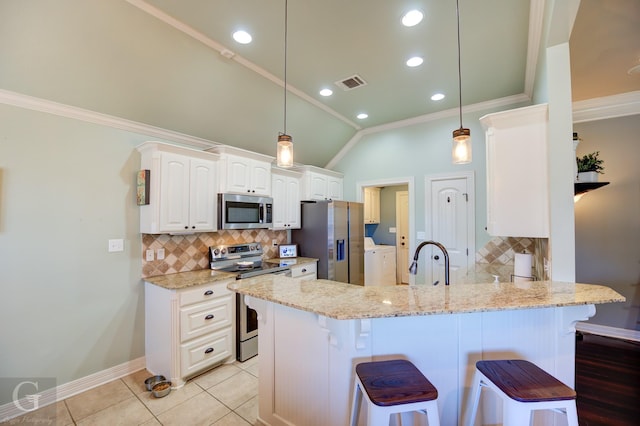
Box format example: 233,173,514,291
431,93,445,101
319,88,333,97
402,10,423,27
406,56,424,67
357,113,368,120
232,30,252,44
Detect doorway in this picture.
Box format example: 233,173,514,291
424,172,475,285
396,191,409,283
357,177,415,285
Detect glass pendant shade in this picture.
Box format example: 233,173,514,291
277,134,293,168
452,127,471,164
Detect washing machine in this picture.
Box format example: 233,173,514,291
364,237,397,286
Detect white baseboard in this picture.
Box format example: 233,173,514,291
576,322,640,342
0,357,146,422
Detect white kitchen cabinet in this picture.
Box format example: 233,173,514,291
363,187,381,224
208,146,273,196
271,168,302,229
289,261,317,281
138,142,218,234
145,279,235,388
293,165,343,201
479,104,549,238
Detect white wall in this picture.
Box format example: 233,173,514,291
0,104,147,404
574,114,640,330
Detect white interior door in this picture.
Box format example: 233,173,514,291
396,191,409,284
426,175,474,285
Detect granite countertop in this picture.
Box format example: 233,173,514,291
263,257,318,266
143,257,318,290
144,269,237,290
228,275,626,320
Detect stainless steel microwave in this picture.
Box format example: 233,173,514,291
218,193,273,229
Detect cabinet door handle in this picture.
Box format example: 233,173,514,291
301,268,307,273
204,290,214,296
204,347,214,354
205,314,214,320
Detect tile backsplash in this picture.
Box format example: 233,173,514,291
476,236,548,281
142,229,288,278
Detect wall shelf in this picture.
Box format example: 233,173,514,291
575,182,609,195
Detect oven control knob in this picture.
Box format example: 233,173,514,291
221,248,226,255
213,248,220,256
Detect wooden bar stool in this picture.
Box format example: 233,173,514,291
350,359,440,426
467,359,578,426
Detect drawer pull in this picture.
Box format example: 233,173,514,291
205,314,214,320
301,268,307,273
204,347,214,354
204,290,214,296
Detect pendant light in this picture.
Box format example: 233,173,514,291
452,0,471,164
276,0,294,168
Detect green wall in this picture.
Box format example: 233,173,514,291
0,104,148,404
574,114,640,330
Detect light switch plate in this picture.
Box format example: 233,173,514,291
108,239,124,252
157,248,165,260
145,249,154,261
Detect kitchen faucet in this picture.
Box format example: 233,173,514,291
408,241,450,285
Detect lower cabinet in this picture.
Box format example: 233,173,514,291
145,279,235,388
290,261,318,281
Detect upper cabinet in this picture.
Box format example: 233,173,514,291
293,165,343,201
480,104,549,238
138,142,219,234
271,168,302,230
364,187,381,224
208,146,273,196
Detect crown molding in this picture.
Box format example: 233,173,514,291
0,89,218,149
572,91,640,123
326,93,531,169
524,0,545,98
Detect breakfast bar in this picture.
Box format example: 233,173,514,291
228,277,624,426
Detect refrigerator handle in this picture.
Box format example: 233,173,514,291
336,239,345,261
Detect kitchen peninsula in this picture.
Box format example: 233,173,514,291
228,277,624,426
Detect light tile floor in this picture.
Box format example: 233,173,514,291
2,357,260,426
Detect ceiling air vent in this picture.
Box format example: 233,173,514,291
335,74,367,91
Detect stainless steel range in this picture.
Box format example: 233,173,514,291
209,242,291,361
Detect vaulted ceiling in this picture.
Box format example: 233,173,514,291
1,0,638,167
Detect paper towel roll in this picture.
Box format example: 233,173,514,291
514,252,533,281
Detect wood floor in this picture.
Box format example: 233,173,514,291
575,332,640,426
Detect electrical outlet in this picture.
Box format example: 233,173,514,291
108,239,124,252
157,248,165,260
146,249,154,261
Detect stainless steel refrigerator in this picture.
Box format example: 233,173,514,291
292,200,364,285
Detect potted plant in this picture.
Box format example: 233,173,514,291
576,151,604,182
